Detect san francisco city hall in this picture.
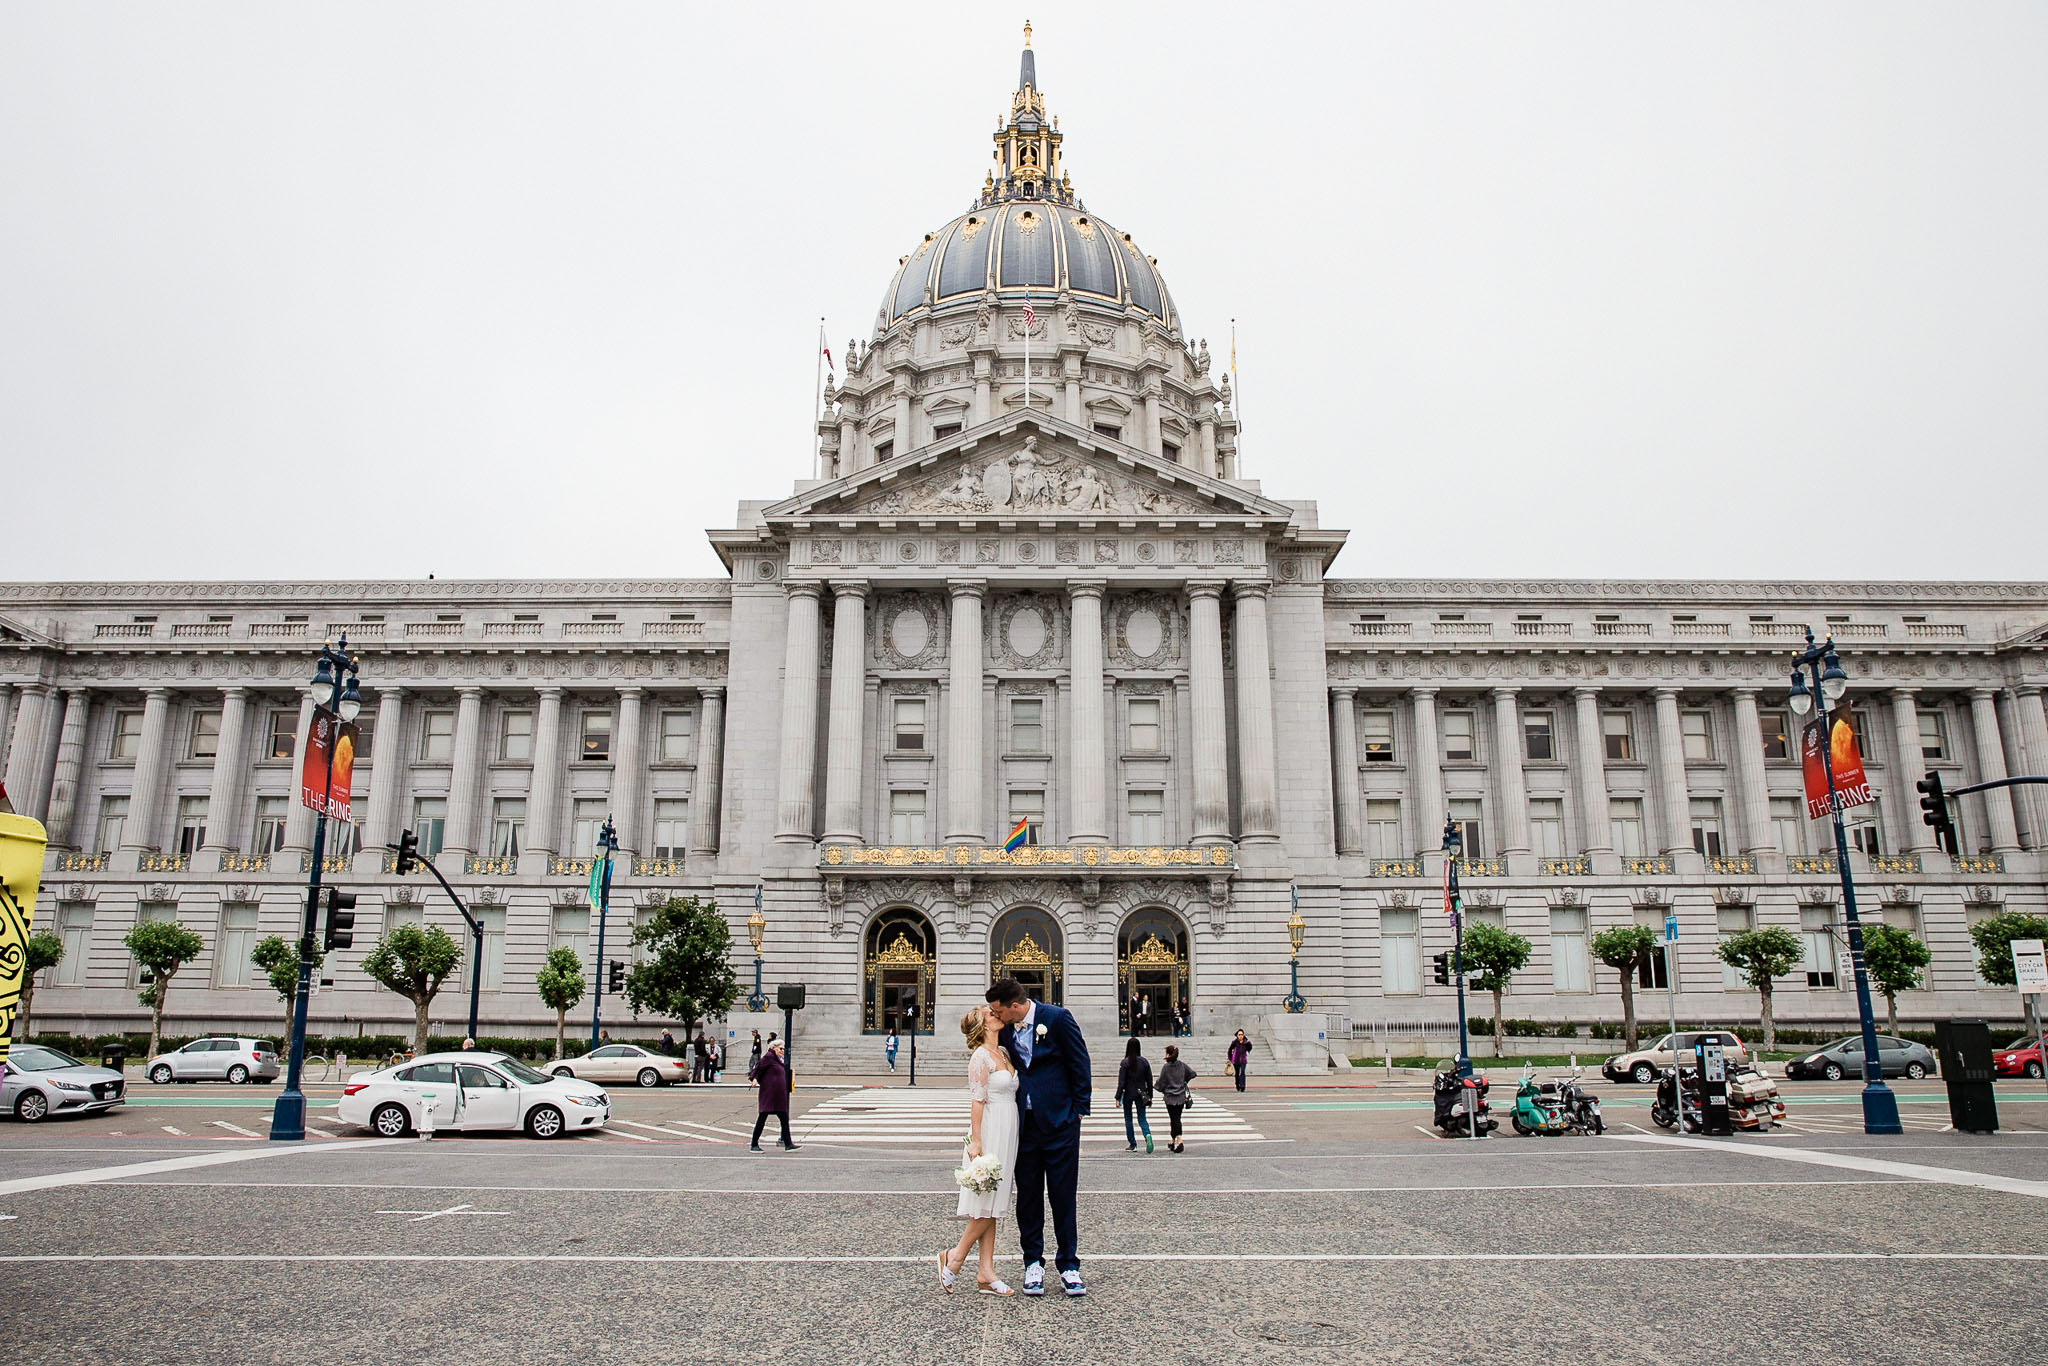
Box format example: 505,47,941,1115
6,41,2046,1067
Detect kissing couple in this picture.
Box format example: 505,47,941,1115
936,976,1092,1297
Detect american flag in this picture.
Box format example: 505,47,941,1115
1021,296,1037,327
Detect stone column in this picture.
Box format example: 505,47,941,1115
200,688,251,854
42,689,92,850
690,686,726,857
945,581,986,843
2016,687,2048,851
358,687,406,854
822,582,869,843
1063,353,1083,426
1068,581,1108,843
1186,582,1229,842
0,683,14,782
611,688,646,854
1572,687,1613,859
119,688,175,852
1,684,49,813
1969,687,2021,852
1329,686,1362,855
1232,584,1279,842
1652,688,1692,856
279,692,320,855
891,376,913,454
837,412,859,474
775,584,825,842
1729,687,1774,856
1490,686,1530,859
1198,414,1218,479
1410,688,1445,857
1141,377,1163,457
1889,690,1933,853
443,686,486,857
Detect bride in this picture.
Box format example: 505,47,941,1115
937,1005,1020,1295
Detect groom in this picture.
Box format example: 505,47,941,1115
986,975,1091,1297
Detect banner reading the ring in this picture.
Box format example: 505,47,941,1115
1801,714,1874,820
0,812,51,1070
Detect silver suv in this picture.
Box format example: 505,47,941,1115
146,1037,282,1085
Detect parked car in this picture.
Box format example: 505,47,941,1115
2,1044,127,1122
337,1052,610,1139
146,1037,281,1085
1784,1035,1936,1080
1994,1036,2047,1078
546,1042,688,1088
1602,1031,1750,1083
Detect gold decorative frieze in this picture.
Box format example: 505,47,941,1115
549,857,594,877
1539,856,1591,877
54,852,108,872
818,843,1234,872
138,853,189,874
219,852,270,873
1705,855,1757,876
633,857,684,878
1369,858,1423,878
1870,854,1922,876
1456,857,1507,877
1955,853,2005,874
464,856,516,877
299,853,349,874
1623,855,1676,876
1787,855,1839,875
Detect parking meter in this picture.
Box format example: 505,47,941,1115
1694,1032,1733,1136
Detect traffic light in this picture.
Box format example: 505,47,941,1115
322,889,357,952
1432,952,1450,987
608,960,625,993
1917,773,1959,857
392,828,420,875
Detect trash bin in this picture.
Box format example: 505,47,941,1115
1934,1019,1998,1134
99,1046,127,1073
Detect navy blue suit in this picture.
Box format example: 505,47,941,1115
998,1001,1091,1273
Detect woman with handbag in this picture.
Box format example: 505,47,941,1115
1157,1044,1196,1153
1114,1037,1155,1153
1227,1030,1253,1092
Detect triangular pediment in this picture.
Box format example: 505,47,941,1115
764,413,1292,525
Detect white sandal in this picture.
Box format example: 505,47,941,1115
937,1253,957,1293
978,1279,1014,1296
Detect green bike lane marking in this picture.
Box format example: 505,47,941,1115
1291,1093,1970,1111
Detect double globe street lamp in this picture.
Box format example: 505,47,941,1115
1443,817,1473,1079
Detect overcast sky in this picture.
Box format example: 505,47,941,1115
2,4,2043,585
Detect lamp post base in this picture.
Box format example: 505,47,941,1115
270,1089,306,1142
1861,1081,1904,1135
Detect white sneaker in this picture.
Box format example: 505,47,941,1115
1061,1268,1087,1297
1021,1262,1045,1295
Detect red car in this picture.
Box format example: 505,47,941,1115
1994,1036,2047,1078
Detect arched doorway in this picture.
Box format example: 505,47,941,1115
863,908,936,1035
1118,908,1190,1036
989,906,1064,1006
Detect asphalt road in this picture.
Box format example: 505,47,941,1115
4,1074,2047,1365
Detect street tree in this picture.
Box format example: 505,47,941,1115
624,896,740,1041
15,931,64,1039
251,935,323,1047
125,919,205,1058
536,946,586,1060
1590,924,1659,1050
1966,911,2048,988
1860,924,1932,1037
361,923,462,1055
1715,926,1803,1050
1459,922,1532,1056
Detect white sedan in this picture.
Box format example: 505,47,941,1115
337,1052,610,1139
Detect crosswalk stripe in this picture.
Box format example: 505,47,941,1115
791,1089,1264,1147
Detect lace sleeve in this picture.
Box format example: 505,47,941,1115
967,1047,991,1102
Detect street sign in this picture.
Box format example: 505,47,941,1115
1664,915,1678,944
2011,939,2048,995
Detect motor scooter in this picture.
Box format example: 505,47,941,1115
1510,1065,1567,1136
1553,1066,1604,1135
1433,1065,1497,1137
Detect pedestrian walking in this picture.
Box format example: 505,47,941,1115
1227,1030,1252,1092
692,1029,713,1084
886,1030,900,1072
1158,1044,1196,1153
660,1028,676,1056
1114,1037,1154,1153
749,1029,763,1072
748,1039,799,1151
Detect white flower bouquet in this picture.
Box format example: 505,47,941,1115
954,1152,1004,1196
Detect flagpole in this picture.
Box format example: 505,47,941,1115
1230,317,1241,437
814,317,826,479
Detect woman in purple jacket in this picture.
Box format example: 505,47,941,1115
1226,1031,1253,1092
749,1040,800,1151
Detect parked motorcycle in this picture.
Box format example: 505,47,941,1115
1433,1065,1497,1137
1511,1065,1567,1136
1650,1065,1701,1132
1553,1066,1604,1135
1726,1060,1786,1131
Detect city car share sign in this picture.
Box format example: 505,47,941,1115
299,712,360,824
2010,940,2048,995
1801,715,1874,820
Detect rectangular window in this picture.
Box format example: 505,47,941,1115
499,710,534,762
490,798,526,858
1689,797,1724,858
110,710,144,761
652,799,690,860
175,796,209,856
1880,903,1920,934
383,903,422,937
188,711,221,760
872,440,893,463
1381,909,1420,994
1603,711,1635,762
1523,711,1555,762
1759,710,1791,761
1092,423,1121,440
1551,907,1590,992
1609,798,1646,859
1848,811,1882,858
551,906,590,969
1366,799,1403,860
1719,906,1753,990
658,709,695,762
1633,905,1670,990
96,797,129,853
1681,709,1715,762
1160,441,1180,464
1442,711,1476,762
410,797,447,857
581,711,613,762
1802,907,1839,988
267,710,298,760
55,905,93,986
1770,796,1804,854
1127,789,1165,845
1360,709,1396,763
1126,698,1162,752
321,816,362,857
1008,789,1044,845
419,710,454,763
1009,698,1044,754
1448,797,1484,860
1919,711,1949,761
888,790,928,845
570,798,607,860
893,697,927,752
217,905,259,988
1529,798,1566,859
352,712,374,759
933,422,962,440
478,907,505,992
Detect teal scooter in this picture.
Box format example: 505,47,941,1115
1510,1064,1567,1137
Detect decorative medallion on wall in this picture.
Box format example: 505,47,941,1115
991,593,1065,670
812,540,842,564
1109,592,1184,669
870,592,948,670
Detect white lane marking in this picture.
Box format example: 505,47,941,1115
0,1214,15,1222
622,1118,747,1140
1411,1126,1445,1141
99,1177,1923,1196
5,1251,2043,1265
0,1139,412,1198
161,1126,188,1136
210,1122,262,1139
604,1129,658,1142
1613,1132,2048,1200
373,1202,509,1222
612,1120,729,1143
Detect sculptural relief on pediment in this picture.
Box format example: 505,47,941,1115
866,437,1210,518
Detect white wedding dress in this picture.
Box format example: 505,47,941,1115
956,1045,1020,1221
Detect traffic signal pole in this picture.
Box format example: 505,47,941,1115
391,839,485,1045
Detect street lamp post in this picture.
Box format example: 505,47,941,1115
588,818,618,1052
906,999,920,1088
1788,628,1902,1136
1282,885,1307,1013
747,887,767,1012
271,636,361,1142
1444,817,1473,1079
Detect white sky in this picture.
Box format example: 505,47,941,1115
2,4,2043,584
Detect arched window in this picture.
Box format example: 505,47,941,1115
989,906,1063,1006
1117,908,1190,1037
864,908,936,1035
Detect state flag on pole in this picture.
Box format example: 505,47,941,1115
1003,818,1030,853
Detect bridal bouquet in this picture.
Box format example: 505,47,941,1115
954,1152,1004,1196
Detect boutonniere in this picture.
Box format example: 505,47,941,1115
1034,1024,1049,1040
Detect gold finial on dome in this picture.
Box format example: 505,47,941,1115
1023,19,1032,49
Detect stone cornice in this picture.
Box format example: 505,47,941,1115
1325,578,2048,605
0,579,732,604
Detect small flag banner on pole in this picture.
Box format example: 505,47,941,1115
588,852,607,907
1003,819,1030,853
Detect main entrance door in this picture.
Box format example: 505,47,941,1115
1118,909,1190,1036
864,908,937,1034
989,906,1063,1006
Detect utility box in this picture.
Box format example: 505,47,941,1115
776,984,806,1011
1934,1019,1998,1134
99,1046,126,1072
1695,1032,1734,1136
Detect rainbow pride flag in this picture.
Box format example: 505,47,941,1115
1003,818,1030,852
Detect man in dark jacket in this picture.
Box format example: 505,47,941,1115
691,1030,712,1084
988,975,1092,1298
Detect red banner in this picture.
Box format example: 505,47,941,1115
1801,714,1872,820
299,712,359,824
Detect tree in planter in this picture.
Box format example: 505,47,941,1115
14,931,64,1040
1860,924,1931,1037
251,935,324,1049
360,923,462,1055
1589,924,1660,1051
1967,911,2048,990
1715,926,1803,1050
1458,922,1532,1056
623,896,740,1043
535,947,586,1060
125,919,206,1059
